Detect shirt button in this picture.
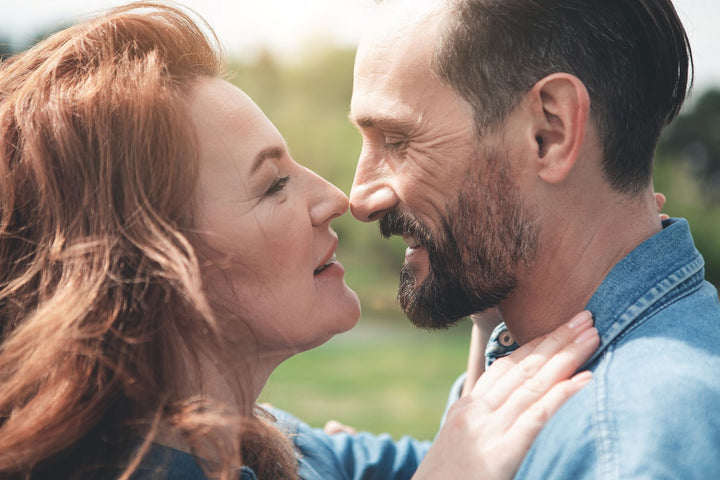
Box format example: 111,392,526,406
499,330,515,347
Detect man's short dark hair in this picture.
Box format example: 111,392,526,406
433,0,693,195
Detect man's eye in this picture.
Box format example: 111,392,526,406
384,136,407,151
266,175,290,195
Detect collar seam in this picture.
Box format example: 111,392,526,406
587,253,705,367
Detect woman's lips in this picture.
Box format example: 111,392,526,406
314,253,337,275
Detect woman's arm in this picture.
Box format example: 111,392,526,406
461,309,504,397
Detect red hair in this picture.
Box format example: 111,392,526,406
0,2,297,478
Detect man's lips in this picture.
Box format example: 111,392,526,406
402,235,422,249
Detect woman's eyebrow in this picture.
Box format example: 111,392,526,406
251,146,284,174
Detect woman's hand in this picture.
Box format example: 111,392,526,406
462,309,504,397
655,192,669,220
412,311,599,480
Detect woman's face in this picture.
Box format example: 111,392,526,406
188,78,360,358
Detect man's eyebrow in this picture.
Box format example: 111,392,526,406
251,146,284,174
348,112,376,128
348,112,415,130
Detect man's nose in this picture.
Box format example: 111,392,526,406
349,157,398,222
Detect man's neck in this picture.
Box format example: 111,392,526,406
498,191,662,345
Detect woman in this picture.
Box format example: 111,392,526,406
0,3,598,479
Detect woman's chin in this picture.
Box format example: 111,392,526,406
299,296,362,354
328,285,362,334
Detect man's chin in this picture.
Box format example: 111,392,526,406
401,300,468,330
398,266,467,330
398,263,512,330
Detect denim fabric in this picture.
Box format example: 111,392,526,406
129,444,257,479
271,408,431,480
127,399,432,479
509,218,720,479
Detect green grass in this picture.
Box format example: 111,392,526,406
259,316,473,441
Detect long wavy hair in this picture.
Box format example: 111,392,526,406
0,2,297,478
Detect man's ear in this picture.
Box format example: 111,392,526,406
527,73,590,184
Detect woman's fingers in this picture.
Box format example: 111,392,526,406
494,323,598,422
323,420,357,435
655,192,670,220
495,372,594,476
654,192,666,213
413,311,599,480
508,372,593,447
467,334,544,399
471,311,595,404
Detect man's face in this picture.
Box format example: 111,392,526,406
349,2,538,329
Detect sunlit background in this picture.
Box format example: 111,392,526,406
2,0,719,440
3,0,720,87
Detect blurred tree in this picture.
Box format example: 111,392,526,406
0,21,73,62
659,89,720,204
0,36,14,62
654,88,720,288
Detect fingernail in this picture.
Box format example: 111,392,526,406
574,327,598,344
568,310,593,329
571,371,592,385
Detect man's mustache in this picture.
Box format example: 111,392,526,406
378,210,433,247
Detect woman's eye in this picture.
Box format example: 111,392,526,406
266,175,290,195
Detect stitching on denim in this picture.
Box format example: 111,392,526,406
611,258,704,344
598,255,704,349
587,253,705,478
618,273,705,343
593,347,619,480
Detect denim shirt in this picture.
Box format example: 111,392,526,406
504,218,720,479
134,410,431,479
272,408,432,480
130,444,258,479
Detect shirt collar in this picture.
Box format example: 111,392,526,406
583,217,704,366
485,218,704,368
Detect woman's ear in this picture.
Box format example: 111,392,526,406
528,73,590,184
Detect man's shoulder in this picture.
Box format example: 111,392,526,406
518,363,720,479
516,284,720,479
594,280,720,424
620,282,720,358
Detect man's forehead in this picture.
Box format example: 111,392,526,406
351,0,454,123
377,0,446,14
364,0,447,45
354,0,445,85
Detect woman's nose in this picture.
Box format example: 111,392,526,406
307,168,349,226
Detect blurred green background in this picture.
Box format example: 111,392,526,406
226,48,720,440
4,35,719,441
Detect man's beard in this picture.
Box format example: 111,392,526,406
379,150,538,330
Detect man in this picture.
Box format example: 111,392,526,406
349,0,720,477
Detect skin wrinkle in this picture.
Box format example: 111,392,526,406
385,143,539,329
350,0,688,351
352,0,540,330
395,122,478,226
190,79,360,401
